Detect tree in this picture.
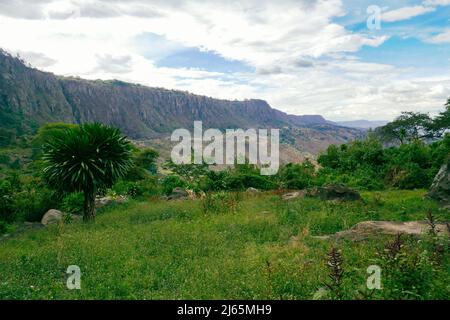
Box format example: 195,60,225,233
43,123,133,222
377,112,433,144
135,148,159,174
431,99,450,137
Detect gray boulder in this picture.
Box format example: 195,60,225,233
41,209,64,225
167,187,189,200
246,187,260,194
428,160,450,207
282,191,306,201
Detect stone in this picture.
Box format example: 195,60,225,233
282,190,306,201
318,220,450,241
246,187,259,193
41,209,64,225
427,160,450,206
167,187,189,200
95,195,128,208
312,184,361,201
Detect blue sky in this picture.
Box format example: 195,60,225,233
0,0,449,121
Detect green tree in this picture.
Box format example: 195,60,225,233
377,112,433,144
135,148,159,174
431,99,450,137
43,123,133,222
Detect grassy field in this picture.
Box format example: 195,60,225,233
0,190,449,300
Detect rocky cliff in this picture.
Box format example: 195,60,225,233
0,49,363,154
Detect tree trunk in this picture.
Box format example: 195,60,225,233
83,192,96,222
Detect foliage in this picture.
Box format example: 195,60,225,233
42,123,133,221
0,190,448,299
161,175,186,195
279,159,315,189
61,192,84,215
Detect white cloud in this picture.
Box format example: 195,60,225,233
423,0,450,6
382,5,435,22
428,29,450,43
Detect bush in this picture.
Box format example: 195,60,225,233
279,160,315,189
161,175,186,195
61,192,84,215
224,173,277,190
10,187,57,222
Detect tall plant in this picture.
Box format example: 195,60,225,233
43,123,133,221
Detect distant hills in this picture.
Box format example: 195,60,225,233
0,49,365,157
335,120,388,130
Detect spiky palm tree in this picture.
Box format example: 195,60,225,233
43,123,133,222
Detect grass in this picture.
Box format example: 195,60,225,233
0,190,448,299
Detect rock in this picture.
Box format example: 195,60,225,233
95,195,128,208
312,184,361,201
282,190,306,201
41,209,64,225
320,221,450,241
167,187,189,200
427,160,450,206
246,187,260,193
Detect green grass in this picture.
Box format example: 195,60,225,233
0,190,449,299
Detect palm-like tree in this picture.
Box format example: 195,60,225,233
43,123,133,222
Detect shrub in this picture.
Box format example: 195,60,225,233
161,175,186,195
61,192,84,215
279,160,315,189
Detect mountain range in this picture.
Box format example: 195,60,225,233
0,49,365,158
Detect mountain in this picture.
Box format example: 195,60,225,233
0,49,364,157
335,120,388,130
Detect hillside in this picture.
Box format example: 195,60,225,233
0,49,363,156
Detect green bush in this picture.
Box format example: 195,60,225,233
161,175,186,195
224,173,277,190
279,160,315,189
10,187,57,222
61,192,84,215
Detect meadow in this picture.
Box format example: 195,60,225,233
0,189,448,300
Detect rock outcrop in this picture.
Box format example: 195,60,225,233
317,220,450,241
167,187,189,200
311,184,361,201
428,160,450,207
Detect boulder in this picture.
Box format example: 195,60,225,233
246,187,259,194
318,220,450,241
41,210,81,226
167,187,189,200
95,195,128,208
428,160,450,206
41,209,64,225
312,184,361,201
282,190,306,201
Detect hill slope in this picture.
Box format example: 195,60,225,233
0,49,363,155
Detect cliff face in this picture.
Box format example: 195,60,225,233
0,49,362,154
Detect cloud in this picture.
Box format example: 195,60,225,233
15,50,57,68
423,0,450,6
0,0,51,19
428,29,450,43
382,5,435,22
94,54,133,74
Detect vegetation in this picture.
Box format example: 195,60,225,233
0,190,448,299
42,123,133,221
0,98,448,300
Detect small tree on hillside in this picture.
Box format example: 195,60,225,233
43,123,133,222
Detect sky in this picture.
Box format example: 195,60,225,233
0,0,449,121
